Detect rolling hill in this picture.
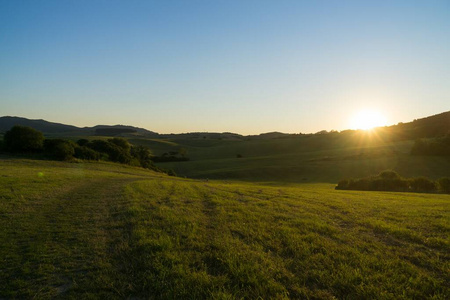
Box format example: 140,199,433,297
1,111,449,183
0,116,158,137
1,110,449,139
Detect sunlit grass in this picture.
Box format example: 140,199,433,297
0,159,448,298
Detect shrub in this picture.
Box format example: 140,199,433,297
437,177,450,194
3,125,44,152
44,139,75,161
335,179,349,190
336,171,437,194
409,177,437,193
74,146,100,160
108,137,131,152
378,170,401,180
86,140,131,164
131,145,155,169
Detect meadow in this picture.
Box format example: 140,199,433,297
131,134,450,183
1,158,448,299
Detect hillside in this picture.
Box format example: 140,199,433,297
145,112,450,182
2,111,449,182
2,110,449,139
0,116,157,137
1,159,448,299
0,116,81,134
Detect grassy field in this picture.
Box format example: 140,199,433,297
60,130,450,183
130,135,450,183
1,158,449,299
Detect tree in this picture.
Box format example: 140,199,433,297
437,177,450,194
108,137,131,152
409,177,437,193
74,146,100,160
3,125,44,152
44,139,75,161
131,145,154,168
86,139,131,164
378,170,401,180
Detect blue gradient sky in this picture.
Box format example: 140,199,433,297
1,0,449,134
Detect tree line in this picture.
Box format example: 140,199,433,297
1,125,178,175
336,170,450,194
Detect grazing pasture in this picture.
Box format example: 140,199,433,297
0,159,448,299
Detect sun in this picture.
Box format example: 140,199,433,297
350,110,387,130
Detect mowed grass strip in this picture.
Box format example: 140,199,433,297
1,159,449,299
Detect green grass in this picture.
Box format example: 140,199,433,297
57,132,450,183
156,137,450,183
1,158,449,298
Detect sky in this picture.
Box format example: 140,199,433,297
1,0,449,135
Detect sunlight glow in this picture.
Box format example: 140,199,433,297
350,110,387,130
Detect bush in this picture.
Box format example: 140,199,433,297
131,145,155,169
378,170,401,180
409,177,437,193
335,179,349,190
74,146,100,160
3,125,44,153
108,137,131,152
86,140,131,164
437,177,450,194
44,139,75,161
336,171,439,194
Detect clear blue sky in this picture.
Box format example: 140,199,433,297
1,0,449,134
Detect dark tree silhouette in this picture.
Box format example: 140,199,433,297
108,137,131,152
44,139,75,161
3,125,44,152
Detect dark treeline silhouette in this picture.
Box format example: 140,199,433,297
3,125,44,152
336,170,450,194
94,128,137,136
1,125,177,176
411,134,450,156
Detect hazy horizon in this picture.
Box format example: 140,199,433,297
2,110,449,136
1,1,449,135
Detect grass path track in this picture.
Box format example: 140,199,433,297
1,175,140,298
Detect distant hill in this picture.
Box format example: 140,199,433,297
0,116,82,134
1,111,449,139
0,116,158,137
91,125,158,136
249,132,292,139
